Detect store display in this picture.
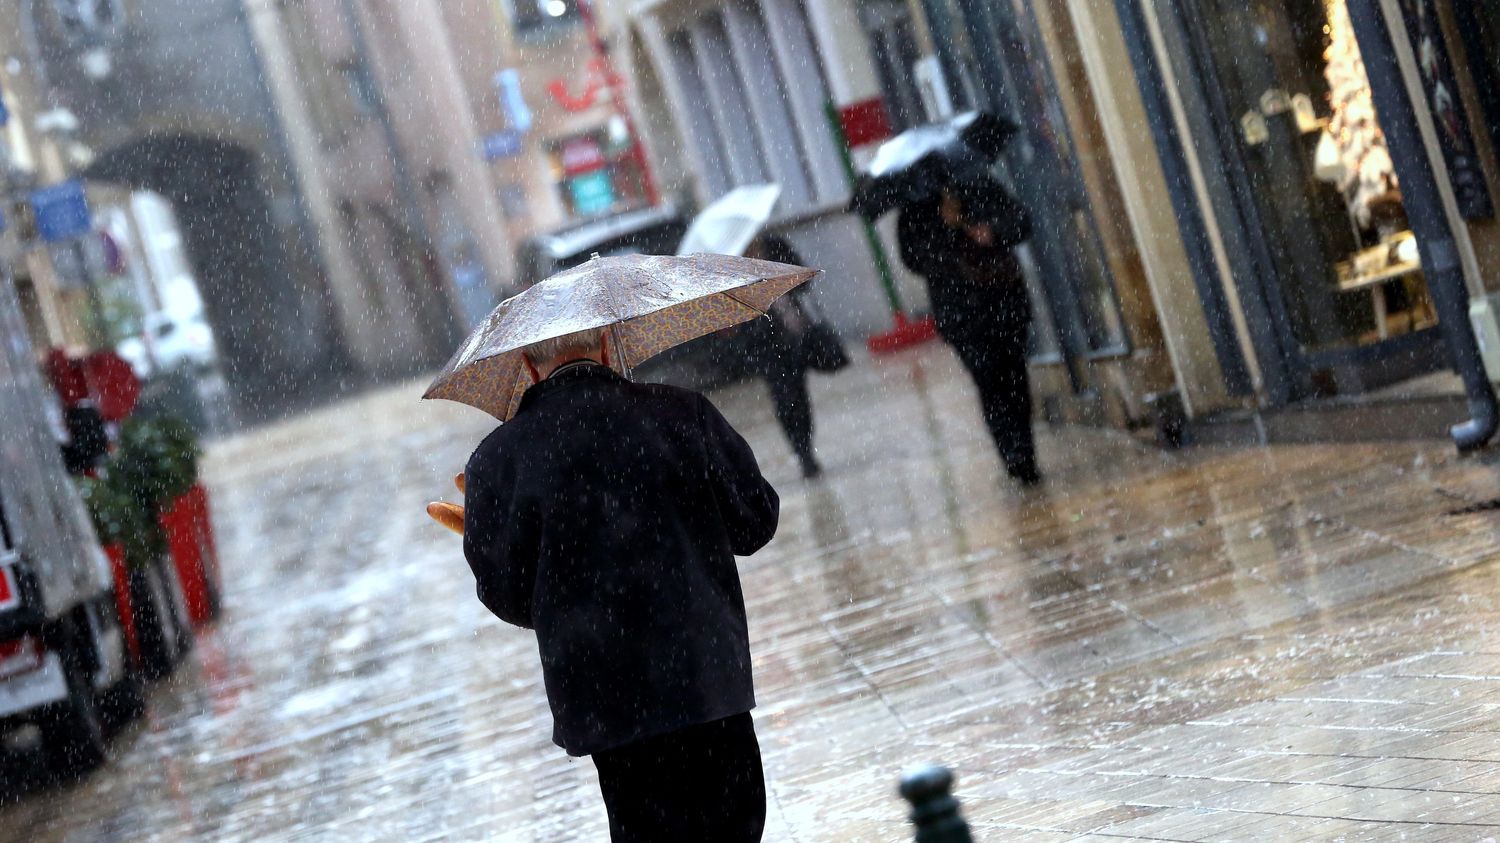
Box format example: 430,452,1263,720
1335,230,1420,292
1322,0,1400,228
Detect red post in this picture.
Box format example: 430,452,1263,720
161,483,221,626
576,0,661,206
105,545,142,664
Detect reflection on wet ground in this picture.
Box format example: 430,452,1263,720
7,343,1500,839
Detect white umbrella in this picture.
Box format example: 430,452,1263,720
676,184,782,257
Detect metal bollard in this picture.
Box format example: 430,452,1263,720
899,765,974,842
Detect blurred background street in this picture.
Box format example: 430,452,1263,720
7,344,1500,840
5,0,1500,838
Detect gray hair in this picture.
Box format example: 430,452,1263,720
523,326,608,363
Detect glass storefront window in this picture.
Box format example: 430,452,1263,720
1191,0,1436,354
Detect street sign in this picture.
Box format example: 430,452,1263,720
560,136,605,175
482,130,523,161
30,180,92,242
568,170,614,215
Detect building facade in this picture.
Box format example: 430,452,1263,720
1059,0,1500,432
0,0,533,411
480,0,659,240
257,0,518,373
617,0,938,342
617,0,1176,426
616,0,1500,441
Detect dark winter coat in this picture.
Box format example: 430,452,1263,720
897,181,1033,343
462,364,779,756
740,289,813,377
739,237,812,378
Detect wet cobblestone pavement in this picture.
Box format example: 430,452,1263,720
8,344,1500,840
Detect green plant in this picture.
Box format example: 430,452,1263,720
77,416,202,569
112,416,200,506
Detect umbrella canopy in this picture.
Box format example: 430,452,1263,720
676,183,782,257
423,253,818,421
849,111,1019,220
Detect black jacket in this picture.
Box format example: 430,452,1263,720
463,364,779,755
737,238,812,378
897,182,1033,340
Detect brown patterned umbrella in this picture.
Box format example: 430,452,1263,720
423,253,818,421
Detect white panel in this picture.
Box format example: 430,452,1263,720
663,28,735,197
722,0,813,208
689,11,769,190
759,0,847,202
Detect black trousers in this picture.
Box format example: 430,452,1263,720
592,713,766,842
765,364,815,464
947,321,1038,481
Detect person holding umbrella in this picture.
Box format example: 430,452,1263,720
741,234,826,478
850,112,1041,486
678,185,837,479
424,253,817,841
898,173,1040,486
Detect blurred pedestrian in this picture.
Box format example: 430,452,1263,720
742,235,824,478
460,328,779,842
897,173,1041,485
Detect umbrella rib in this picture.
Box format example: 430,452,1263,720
599,267,635,367
721,289,768,317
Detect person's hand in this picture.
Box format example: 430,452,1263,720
426,473,466,535
966,223,995,246
938,192,964,227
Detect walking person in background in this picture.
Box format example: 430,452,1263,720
897,173,1041,486
460,327,779,841
742,234,823,478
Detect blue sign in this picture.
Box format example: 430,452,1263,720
569,170,616,216
482,130,524,161
30,180,92,242
495,69,532,133
0,93,9,128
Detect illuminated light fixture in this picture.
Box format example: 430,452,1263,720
546,0,568,17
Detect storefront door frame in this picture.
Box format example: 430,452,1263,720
1117,0,1452,404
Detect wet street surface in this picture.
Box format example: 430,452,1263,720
9,343,1500,840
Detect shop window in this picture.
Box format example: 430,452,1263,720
548,129,648,219
723,0,815,207
1190,0,1436,355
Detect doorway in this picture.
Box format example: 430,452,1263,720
1167,0,1448,397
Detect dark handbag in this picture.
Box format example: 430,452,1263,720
796,293,850,372
802,322,849,372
